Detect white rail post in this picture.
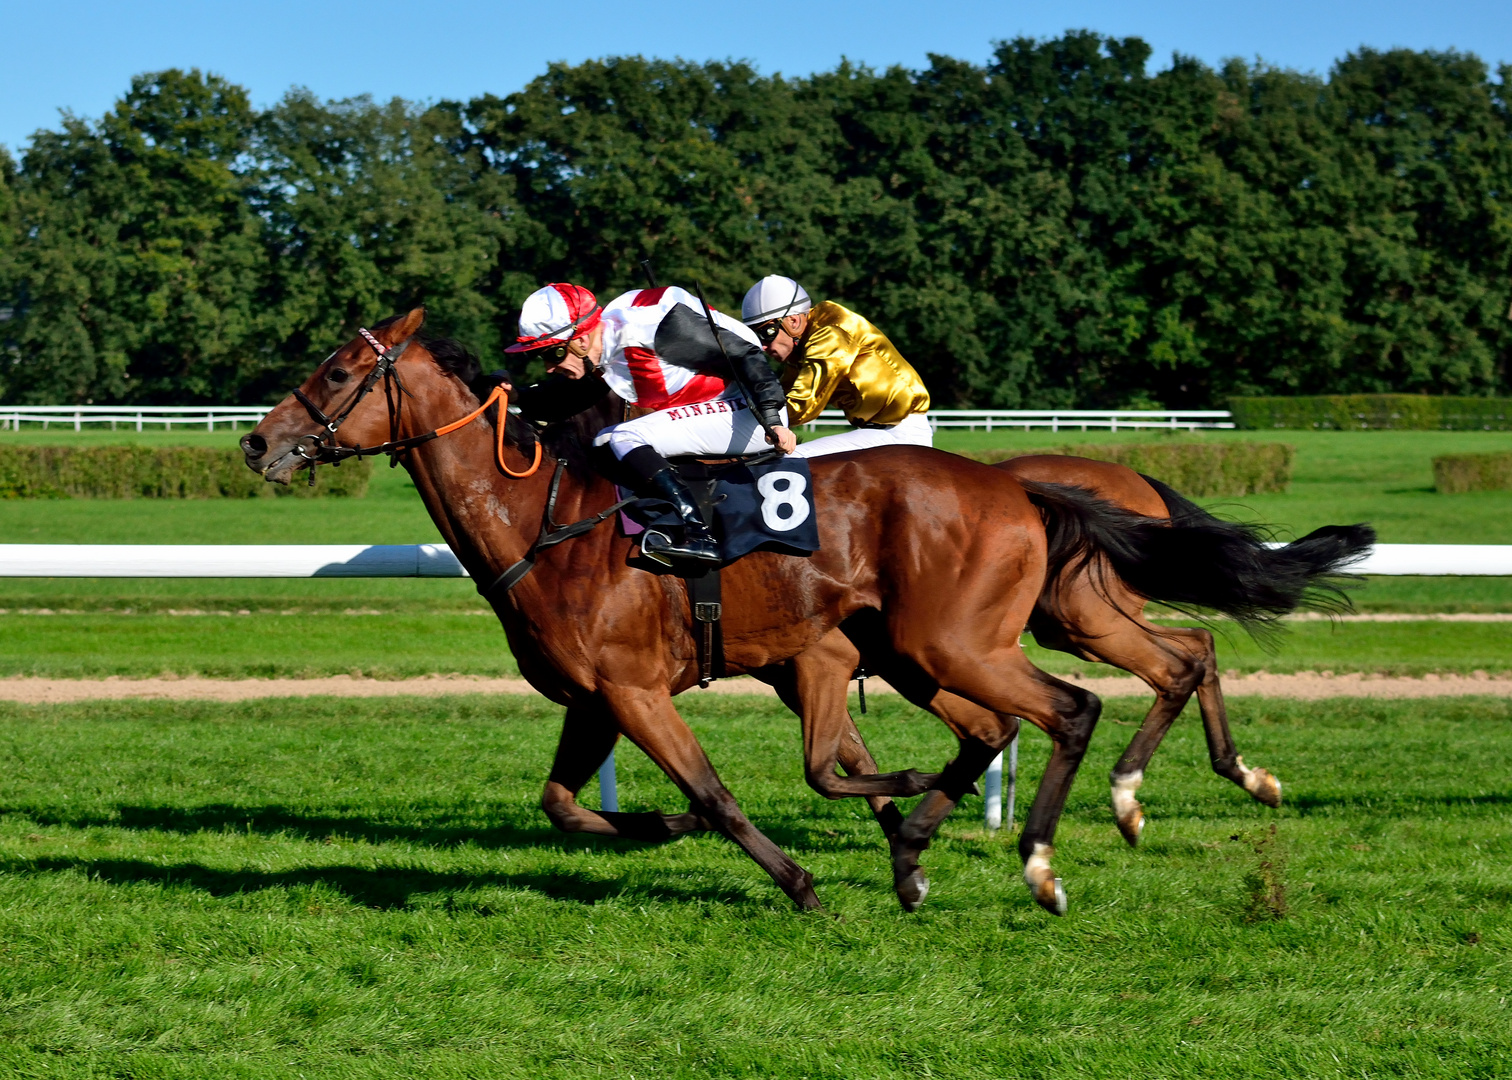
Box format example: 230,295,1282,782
74,411,81,432
984,752,1003,829
598,749,619,812
985,733,1019,831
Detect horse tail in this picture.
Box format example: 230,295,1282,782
1019,477,1376,636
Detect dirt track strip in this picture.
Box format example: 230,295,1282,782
2,672,1509,705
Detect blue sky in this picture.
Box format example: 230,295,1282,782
3,0,1509,155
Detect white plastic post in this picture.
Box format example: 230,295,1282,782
984,751,1003,829
598,749,619,812
1005,733,1018,832
985,733,1019,831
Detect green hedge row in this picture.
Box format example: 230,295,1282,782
0,446,370,499
958,442,1294,497
1433,452,1512,493
1229,395,1512,431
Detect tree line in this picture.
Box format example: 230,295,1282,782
1,32,1509,407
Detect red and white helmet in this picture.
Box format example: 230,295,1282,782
505,283,602,353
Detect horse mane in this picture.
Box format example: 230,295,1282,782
375,319,620,477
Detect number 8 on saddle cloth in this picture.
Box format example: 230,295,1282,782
621,457,821,564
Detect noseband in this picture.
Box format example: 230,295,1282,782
287,327,542,483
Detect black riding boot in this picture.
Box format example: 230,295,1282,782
641,467,721,566
620,445,721,566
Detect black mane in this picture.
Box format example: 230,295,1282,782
406,331,620,476
414,334,540,458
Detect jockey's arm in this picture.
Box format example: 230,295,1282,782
784,319,856,426
507,370,611,424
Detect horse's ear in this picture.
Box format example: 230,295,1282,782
389,306,426,343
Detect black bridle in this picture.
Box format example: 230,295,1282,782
284,323,489,484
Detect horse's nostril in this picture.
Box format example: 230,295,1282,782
241,433,267,456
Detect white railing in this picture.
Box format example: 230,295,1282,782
0,405,270,432
4,405,1235,435
803,409,1234,433
2,543,1509,578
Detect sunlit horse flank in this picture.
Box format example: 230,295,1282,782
764,455,1356,872
244,309,1371,915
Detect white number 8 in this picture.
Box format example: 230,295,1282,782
755,471,810,532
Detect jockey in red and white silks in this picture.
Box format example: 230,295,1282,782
591,285,795,462
506,282,794,565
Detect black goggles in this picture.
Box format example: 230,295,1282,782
754,320,784,346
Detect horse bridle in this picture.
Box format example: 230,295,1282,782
287,326,541,483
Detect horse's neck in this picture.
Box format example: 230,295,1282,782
396,390,610,597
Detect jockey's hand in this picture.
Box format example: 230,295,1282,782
769,426,798,454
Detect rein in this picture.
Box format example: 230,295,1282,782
290,327,542,482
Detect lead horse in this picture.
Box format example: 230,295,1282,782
243,309,1291,914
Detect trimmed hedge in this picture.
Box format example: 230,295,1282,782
1230,395,1512,431
958,442,1294,497
1433,452,1512,494
0,446,370,499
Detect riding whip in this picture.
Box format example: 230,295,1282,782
691,281,783,450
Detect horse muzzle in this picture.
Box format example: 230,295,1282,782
241,432,313,486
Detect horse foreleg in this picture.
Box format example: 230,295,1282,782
541,702,707,842
601,685,822,911
1063,618,1206,847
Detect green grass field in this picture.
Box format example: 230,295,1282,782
1,613,1506,679
0,693,1508,1078
2,425,1509,678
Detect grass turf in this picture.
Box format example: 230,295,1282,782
0,693,1507,1077
0,612,1506,679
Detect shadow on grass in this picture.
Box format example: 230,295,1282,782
1,802,894,856
2,855,760,909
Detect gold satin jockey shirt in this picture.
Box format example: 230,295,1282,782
782,301,931,427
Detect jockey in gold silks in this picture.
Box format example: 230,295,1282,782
740,275,933,458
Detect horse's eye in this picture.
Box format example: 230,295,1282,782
328,368,351,385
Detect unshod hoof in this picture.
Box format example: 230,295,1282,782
1238,758,1283,809
1116,807,1145,848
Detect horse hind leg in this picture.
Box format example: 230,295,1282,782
541,703,708,843
1179,628,1282,807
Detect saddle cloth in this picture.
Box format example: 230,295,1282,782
620,456,821,563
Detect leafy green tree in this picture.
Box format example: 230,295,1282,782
250,92,520,397
5,70,263,403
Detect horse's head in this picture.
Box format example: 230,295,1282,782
242,307,438,484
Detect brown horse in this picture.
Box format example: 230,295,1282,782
242,309,1200,914
757,455,1372,875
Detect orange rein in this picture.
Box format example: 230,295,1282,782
433,384,543,479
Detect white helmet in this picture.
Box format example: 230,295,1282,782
741,275,811,325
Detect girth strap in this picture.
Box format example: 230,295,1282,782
684,477,725,687
481,459,636,600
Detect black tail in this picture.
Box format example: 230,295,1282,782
1020,476,1376,636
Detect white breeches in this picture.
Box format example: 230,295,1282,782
594,396,770,460
792,411,933,458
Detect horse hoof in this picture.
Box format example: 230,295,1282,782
1033,876,1067,917
1239,760,1283,808
1023,842,1066,916
1116,807,1145,848
895,869,930,912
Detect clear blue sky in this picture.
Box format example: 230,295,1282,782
3,0,1509,155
